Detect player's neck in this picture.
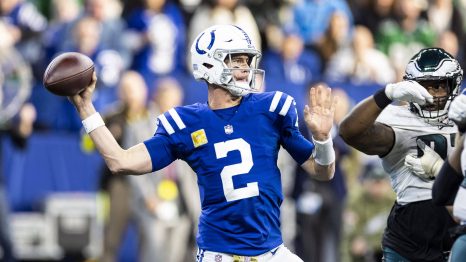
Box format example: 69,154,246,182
207,85,242,110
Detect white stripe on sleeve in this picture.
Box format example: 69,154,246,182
168,108,186,130
269,91,283,112
158,114,175,135
279,96,293,116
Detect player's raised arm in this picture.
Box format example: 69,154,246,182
339,81,433,156
69,73,153,175
301,84,337,181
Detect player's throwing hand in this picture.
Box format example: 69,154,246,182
304,84,337,141
68,72,97,118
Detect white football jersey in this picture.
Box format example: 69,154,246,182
377,104,457,205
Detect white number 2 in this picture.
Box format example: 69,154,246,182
214,138,259,202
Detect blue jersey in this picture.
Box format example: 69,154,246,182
143,91,314,255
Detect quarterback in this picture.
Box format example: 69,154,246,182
340,48,461,261
68,25,336,261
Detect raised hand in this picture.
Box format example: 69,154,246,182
304,84,337,141
385,80,433,105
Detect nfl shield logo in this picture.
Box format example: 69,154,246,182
215,254,222,262
224,125,234,134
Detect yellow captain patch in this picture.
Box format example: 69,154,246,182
191,129,208,148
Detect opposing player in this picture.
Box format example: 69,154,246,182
68,25,337,261
433,92,466,261
339,47,462,261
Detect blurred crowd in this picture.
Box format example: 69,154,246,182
1,0,466,261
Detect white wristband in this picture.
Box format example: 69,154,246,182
312,136,335,166
82,112,105,134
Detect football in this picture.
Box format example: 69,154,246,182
43,52,94,96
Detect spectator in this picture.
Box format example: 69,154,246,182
426,0,464,43
346,161,395,262
376,0,435,80
0,20,35,259
350,0,396,35
426,0,465,69
188,0,261,64
313,11,352,71
99,71,157,262
125,0,186,88
0,103,36,262
0,0,47,66
53,15,126,132
325,25,395,85
289,0,353,47
261,29,322,121
42,0,82,63
436,30,459,59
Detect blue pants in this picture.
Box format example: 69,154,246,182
382,247,410,262
450,234,466,262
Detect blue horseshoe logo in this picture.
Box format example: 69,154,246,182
196,30,216,55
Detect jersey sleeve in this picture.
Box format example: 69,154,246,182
269,91,314,165
143,109,186,172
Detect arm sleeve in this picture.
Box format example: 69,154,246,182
432,160,464,205
279,97,314,165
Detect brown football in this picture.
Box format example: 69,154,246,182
43,52,94,96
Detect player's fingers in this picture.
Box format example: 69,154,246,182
325,87,333,110
314,83,328,107
331,95,338,115
404,154,417,167
412,94,427,106
309,87,317,108
412,81,434,104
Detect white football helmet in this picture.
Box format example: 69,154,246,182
404,47,463,127
190,25,264,96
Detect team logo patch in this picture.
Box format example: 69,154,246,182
224,125,234,135
191,129,208,148
215,254,222,262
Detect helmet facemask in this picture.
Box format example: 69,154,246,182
404,48,463,127
217,50,264,96
191,25,265,97
409,78,456,126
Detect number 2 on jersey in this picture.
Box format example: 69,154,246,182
214,138,259,202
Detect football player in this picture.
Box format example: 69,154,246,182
339,47,462,261
68,25,337,261
432,91,466,262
